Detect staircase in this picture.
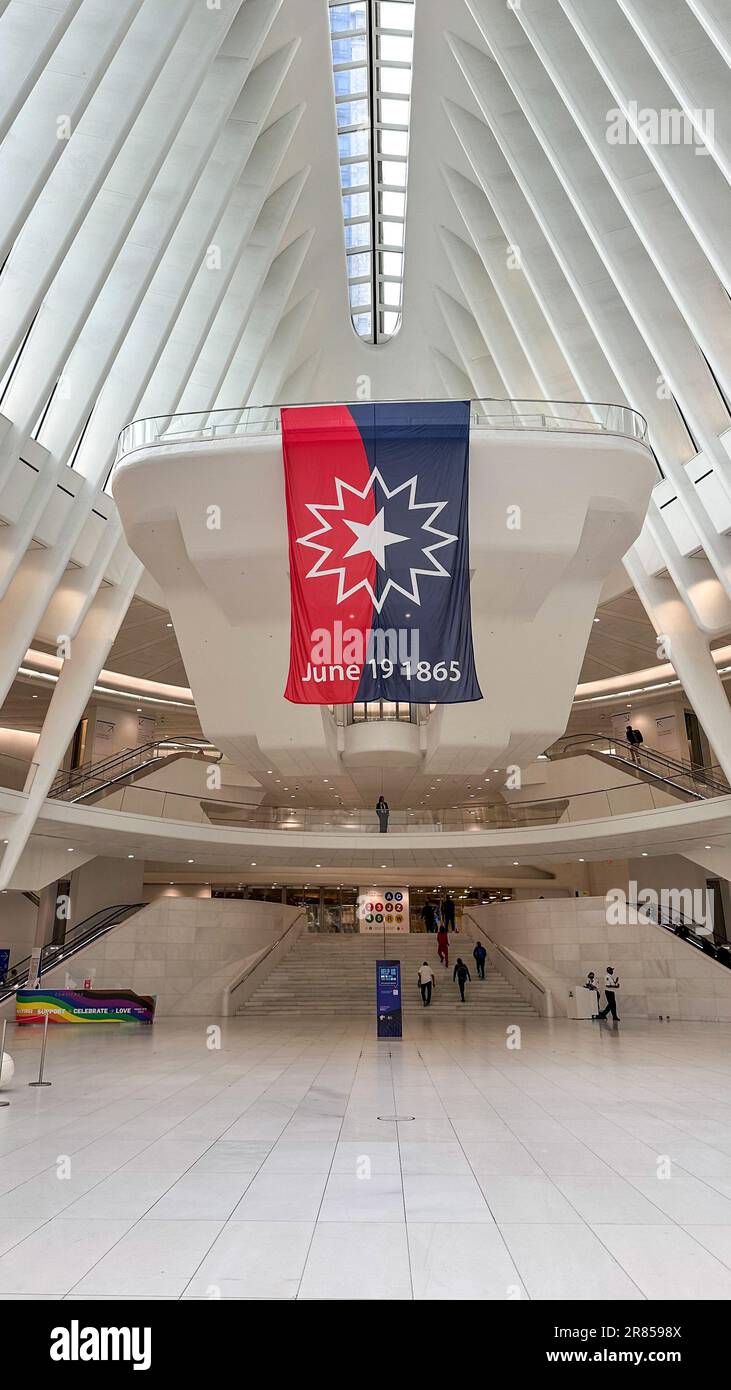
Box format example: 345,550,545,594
237,932,536,1017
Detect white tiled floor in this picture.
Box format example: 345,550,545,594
3,1013,731,1298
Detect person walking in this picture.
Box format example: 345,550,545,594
625,724,643,763
472,940,487,979
593,966,620,1022
437,924,450,968
442,893,456,931
421,900,437,933
453,956,471,1003
417,960,435,1007
376,796,389,833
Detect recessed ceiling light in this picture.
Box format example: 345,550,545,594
705,845,711,849
513,860,519,866
641,852,648,857
593,617,600,623
381,864,386,868
166,622,173,628
187,859,194,864
316,864,321,868
251,862,256,866
67,847,74,852
578,857,584,862
128,854,135,859
447,863,453,868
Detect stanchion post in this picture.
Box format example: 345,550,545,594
0,1018,9,1107
28,1010,52,1087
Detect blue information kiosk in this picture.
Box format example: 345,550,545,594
376,960,402,1039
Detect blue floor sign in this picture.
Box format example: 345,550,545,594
376,959,402,1039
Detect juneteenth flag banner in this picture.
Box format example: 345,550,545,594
282,400,482,705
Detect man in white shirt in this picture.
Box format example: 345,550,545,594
594,966,620,1022
417,961,435,1008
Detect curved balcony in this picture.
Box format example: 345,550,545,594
111,394,656,775
115,397,650,463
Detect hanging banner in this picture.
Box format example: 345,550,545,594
282,401,482,705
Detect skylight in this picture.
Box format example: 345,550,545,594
329,0,414,343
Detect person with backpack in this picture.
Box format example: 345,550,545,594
453,957,471,1003
417,960,435,1007
472,940,487,979
625,724,643,763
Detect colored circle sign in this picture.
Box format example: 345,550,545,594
375,902,384,912
366,913,374,923
394,892,403,901
375,913,384,923
385,891,394,900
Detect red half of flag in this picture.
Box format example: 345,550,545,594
282,404,376,704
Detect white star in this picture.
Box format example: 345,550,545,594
296,467,458,613
343,508,408,570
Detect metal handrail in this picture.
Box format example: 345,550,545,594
115,396,650,464
0,903,146,1003
50,736,217,803
551,733,730,799
464,911,547,996
638,902,731,967
226,910,306,1013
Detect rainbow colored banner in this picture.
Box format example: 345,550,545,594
16,988,156,1025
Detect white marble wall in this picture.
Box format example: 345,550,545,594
470,898,731,1021
31,898,300,1017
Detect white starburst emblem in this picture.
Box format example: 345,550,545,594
296,468,458,613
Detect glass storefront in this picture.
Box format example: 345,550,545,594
211,884,511,931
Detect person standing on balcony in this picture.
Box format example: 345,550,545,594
417,961,435,1007
453,957,471,1003
437,924,450,967
376,795,389,833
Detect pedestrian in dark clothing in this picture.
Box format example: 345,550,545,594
472,941,487,979
625,724,643,763
453,957,471,1002
437,926,449,967
593,967,620,1022
376,796,389,832
421,901,437,933
442,894,456,930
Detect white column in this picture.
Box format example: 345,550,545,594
0,557,141,890
625,549,731,783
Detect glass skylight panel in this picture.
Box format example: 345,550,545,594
329,0,414,343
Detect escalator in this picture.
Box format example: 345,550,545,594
550,733,730,802
0,902,146,1004
48,735,219,805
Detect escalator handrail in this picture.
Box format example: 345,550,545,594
0,902,146,1003
552,733,730,795
50,736,215,796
